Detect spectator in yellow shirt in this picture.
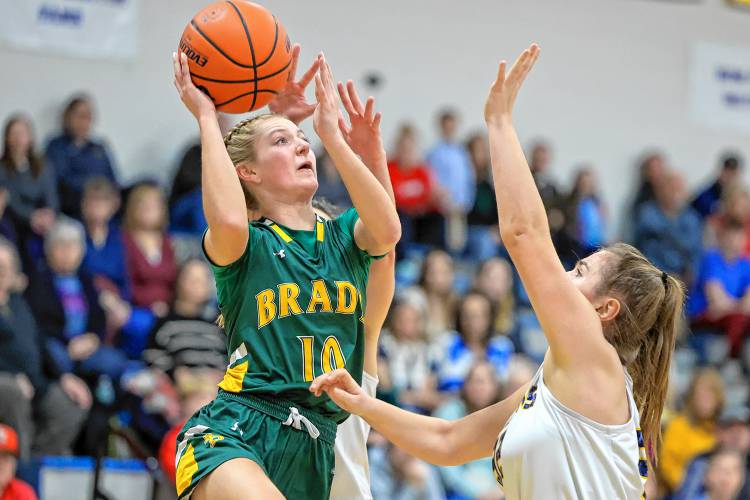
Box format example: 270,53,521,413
660,368,726,493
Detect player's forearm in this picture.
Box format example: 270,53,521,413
199,115,248,231
359,396,460,466
360,149,394,203
363,253,396,375
324,138,401,249
487,119,549,242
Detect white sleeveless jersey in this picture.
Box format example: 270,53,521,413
493,365,648,500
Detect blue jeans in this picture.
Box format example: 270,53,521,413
47,338,130,381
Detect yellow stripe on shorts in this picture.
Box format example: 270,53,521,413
176,443,198,496
218,360,249,393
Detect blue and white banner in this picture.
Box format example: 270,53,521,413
688,42,750,134
0,0,139,60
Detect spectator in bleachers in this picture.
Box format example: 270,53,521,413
0,114,58,272
634,170,702,282
0,188,17,248
696,448,747,500
434,361,503,500
0,237,88,459
631,152,668,217
472,257,517,338
703,187,750,250
465,132,499,261
427,109,474,215
26,219,128,385
123,183,177,316
0,424,36,500
315,149,351,210
692,153,744,220
45,94,118,217
415,249,458,339
142,259,225,380
168,142,206,239
528,140,559,210
689,217,750,357
660,368,726,494
432,291,514,393
80,176,129,298
566,167,608,255
388,124,445,250
674,405,750,500
157,372,218,487
369,441,445,500
378,291,440,413
427,109,474,253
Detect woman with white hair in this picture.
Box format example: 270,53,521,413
26,218,128,386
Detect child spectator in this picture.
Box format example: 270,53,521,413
566,167,608,255
80,176,129,298
472,257,517,337
689,217,750,357
414,249,458,339
0,424,36,500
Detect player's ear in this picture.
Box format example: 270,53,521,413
237,162,260,185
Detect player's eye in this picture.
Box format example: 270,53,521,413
274,136,288,145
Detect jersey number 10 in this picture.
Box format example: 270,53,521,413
297,335,346,382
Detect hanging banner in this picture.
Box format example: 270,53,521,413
688,42,750,134
0,0,139,60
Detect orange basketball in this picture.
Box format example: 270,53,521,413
179,1,292,114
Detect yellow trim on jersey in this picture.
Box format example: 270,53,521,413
219,360,249,393
270,224,293,243
316,219,325,241
176,443,198,496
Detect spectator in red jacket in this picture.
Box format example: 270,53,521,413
0,424,36,500
387,124,446,250
123,183,177,317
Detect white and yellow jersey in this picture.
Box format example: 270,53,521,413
330,372,378,500
493,365,648,500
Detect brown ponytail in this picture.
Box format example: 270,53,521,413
599,243,686,461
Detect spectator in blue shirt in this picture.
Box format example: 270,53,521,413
634,170,703,283
426,109,474,251
566,167,608,255
691,153,744,220
432,291,514,393
45,94,118,217
168,142,207,238
80,176,129,298
689,217,750,357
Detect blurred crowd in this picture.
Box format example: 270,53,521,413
0,94,748,500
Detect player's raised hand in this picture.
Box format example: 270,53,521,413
484,43,540,126
337,80,384,164
172,52,216,121
309,369,370,415
313,54,343,145
268,44,320,125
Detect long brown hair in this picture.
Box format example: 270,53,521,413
1,114,45,178
598,243,685,458
683,368,725,424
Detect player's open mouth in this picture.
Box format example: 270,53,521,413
297,162,314,172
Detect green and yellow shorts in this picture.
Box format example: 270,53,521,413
175,390,337,499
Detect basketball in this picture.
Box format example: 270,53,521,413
178,1,292,114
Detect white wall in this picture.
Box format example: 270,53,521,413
2,0,749,234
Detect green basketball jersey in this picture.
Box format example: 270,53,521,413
207,208,371,423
